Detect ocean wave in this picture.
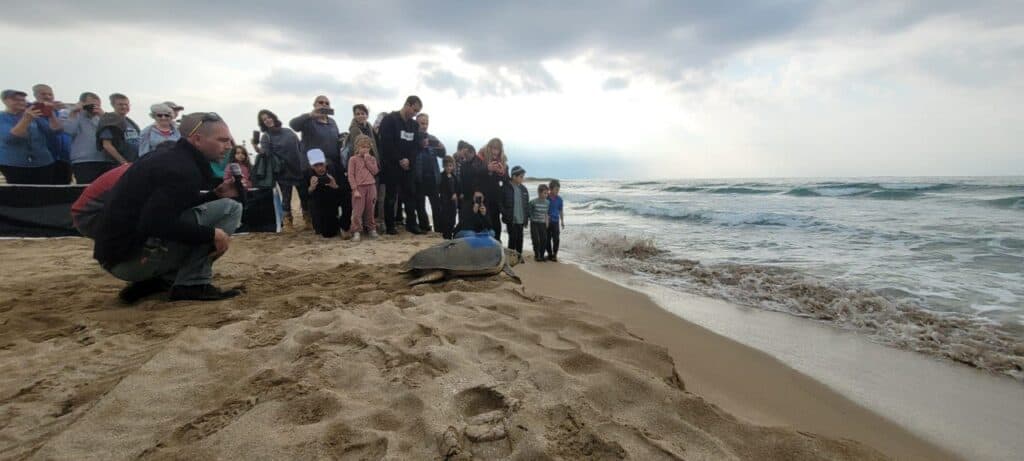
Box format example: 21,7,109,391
661,186,704,192
983,196,1024,209
866,189,922,200
706,187,778,194
574,233,1024,381
782,183,959,199
577,199,819,227
621,181,661,188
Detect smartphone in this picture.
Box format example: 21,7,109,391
30,102,53,117
251,130,260,145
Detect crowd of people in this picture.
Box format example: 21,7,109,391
3,86,566,302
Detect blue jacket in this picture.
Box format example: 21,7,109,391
0,112,56,167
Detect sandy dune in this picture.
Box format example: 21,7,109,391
1,234,886,460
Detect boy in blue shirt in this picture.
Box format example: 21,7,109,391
546,179,564,262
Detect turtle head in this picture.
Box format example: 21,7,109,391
504,248,522,266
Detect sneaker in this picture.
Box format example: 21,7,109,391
352,232,361,242
169,284,242,301
118,278,170,304
369,230,379,239
406,226,425,235
549,255,558,262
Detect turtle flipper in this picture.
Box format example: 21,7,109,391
409,270,446,286
502,264,522,284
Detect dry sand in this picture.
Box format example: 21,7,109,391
0,232,940,460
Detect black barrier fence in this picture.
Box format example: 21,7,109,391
0,185,280,237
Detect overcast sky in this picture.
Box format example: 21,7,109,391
3,1,1022,179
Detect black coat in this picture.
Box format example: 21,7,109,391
378,111,419,183
501,182,530,225
93,138,219,266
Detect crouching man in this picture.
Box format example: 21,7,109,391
92,112,244,303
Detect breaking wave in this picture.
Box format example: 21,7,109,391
578,198,823,228
622,180,1024,202
575,233,1024,381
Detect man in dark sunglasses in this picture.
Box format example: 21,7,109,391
92,112,246,302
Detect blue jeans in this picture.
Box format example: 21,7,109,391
107,198,242,286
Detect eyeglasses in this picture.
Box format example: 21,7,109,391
187,112,222,137
154,113,172,118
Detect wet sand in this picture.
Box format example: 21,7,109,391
517,260,960,461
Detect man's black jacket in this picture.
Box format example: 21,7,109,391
93,138,219,267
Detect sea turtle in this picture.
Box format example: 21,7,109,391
401,232,522,286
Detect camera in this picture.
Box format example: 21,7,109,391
82,104,96,113
317,108,335,116
474,196,483,205
316,174,330,186
30,102,53,117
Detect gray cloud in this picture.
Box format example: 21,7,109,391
7,1,1023,91
261,69,396,100
602,78,629,91
418,61,560,97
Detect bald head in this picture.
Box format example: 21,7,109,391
180,112,233,161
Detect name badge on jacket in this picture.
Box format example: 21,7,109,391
400,130,415,141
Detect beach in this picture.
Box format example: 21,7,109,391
0,233,961,460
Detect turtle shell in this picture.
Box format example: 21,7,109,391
405,236,505,273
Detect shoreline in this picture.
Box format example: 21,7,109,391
544,256,1024,461
516,259,961,461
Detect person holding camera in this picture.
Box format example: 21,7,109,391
454,190,493,237
0,89,58,184
93,112,244,303
32,84,73,184
65,91,112,184
290,96,350,234
304,148,343,238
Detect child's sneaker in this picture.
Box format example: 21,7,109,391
369,230,379,239
352,232,361,242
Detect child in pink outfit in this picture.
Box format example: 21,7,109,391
347,134,380,241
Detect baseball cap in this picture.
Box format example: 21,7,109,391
307,148,326,165
1,89,28,100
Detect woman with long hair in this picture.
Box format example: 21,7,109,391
256,109,305,231
481,138,508,240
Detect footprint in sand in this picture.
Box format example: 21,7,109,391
478,342,530,383
323,422,389,460
446,385,521,458
279,390,342,425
